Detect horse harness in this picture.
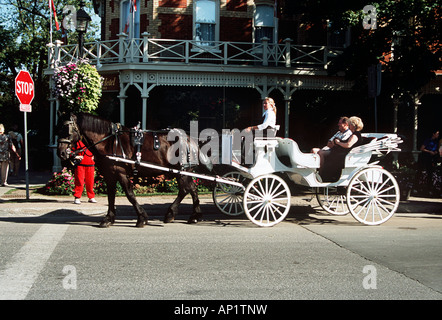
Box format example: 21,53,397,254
59,117,174,176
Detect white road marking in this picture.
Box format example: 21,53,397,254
0,224,69,299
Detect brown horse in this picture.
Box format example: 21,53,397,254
57,112,213,228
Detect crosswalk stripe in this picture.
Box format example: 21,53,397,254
0,224,69,299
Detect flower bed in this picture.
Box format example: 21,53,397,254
40,168,213,196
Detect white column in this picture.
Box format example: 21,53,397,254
141,95,147,130
118,94,127,125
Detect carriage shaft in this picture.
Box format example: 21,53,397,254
106,156,245,190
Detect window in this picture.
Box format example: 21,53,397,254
327,21,351,48
121,0,140,38
254,4,275,43
194,0,218,46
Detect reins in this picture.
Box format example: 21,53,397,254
59,117,167,160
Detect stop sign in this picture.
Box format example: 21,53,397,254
15,70,34,112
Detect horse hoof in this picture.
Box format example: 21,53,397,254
136,219,148,228
187,218,198,224
99,221,111,228
164,216,175,223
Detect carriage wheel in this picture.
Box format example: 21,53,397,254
213,171,248,216
244,174,291,227
316,187,349,215
346,167,400,225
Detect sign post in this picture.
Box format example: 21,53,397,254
15,70,34,200
368,64,382,132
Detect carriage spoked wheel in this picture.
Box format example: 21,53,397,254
213,171,249,216
346,167,400,225
243,174,291,227
316,186,350,215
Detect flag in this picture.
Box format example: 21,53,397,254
123,0,137,34
50,0,60,31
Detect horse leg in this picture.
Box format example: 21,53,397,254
119,175,149,228
164,175,202,224
164,187,188,223
99,180,117,228
187,177,202,224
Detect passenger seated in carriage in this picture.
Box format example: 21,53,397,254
312,116,352,168
319,116,364,182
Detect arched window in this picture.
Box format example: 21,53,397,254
194,0,219,46
121,0,140,38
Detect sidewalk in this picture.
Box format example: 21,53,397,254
0,170,441,217
0,170,225,217
0,170,53,197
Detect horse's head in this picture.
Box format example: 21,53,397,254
56,114,81,161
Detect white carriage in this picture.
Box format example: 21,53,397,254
213,133,403,227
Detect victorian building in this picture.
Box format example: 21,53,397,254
47,0,351,140
45,0,442,171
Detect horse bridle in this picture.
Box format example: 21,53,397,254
57,118,82,146
58,116,123,157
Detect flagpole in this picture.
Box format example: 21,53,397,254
49,0,53,44
132,0,135,39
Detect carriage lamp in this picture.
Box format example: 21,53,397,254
76,0,92,58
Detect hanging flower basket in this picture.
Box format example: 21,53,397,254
52,60,103,113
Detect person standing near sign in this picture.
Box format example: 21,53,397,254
72,140,97,204
0,124,21,186
8,124,24,177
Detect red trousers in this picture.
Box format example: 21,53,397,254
74,165,95,199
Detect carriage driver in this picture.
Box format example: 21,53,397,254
240,97,278,165
245,97,278,137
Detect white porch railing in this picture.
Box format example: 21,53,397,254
47,33,342,70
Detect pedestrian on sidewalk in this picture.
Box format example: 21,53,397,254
8,124,24,177
0,124,21,186
418,129,440,196
72,140,97,204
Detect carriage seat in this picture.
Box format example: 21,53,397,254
344,133,402,167
275,138,320,168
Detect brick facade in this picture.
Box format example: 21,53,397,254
102,0,254,41
159,0,188,8
157,13,193,39
220,16,252,42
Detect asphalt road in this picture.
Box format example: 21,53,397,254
0,194,441,302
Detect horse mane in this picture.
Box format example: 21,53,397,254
76,112,114,135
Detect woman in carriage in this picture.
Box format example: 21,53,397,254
319,116,364,182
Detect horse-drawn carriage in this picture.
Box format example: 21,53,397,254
212,132,402,227
57,113,402,228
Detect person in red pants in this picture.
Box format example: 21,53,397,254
72,141,97,204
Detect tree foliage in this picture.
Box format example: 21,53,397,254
324,0,442,96
0,0,98,124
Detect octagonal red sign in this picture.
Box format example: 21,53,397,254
15,70,34,111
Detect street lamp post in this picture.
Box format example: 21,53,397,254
76,0,91,58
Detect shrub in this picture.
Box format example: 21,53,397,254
43,168,75,195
